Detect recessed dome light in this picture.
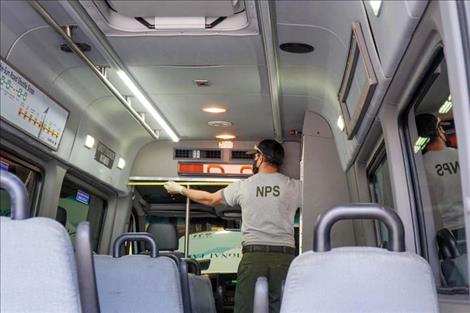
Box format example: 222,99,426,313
208,121,233,127
280,42,314,54
202,107,227,114
216,134,236,140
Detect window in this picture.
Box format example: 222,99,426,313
58,177,107,251
0,152,41,217
406,55,467,291
368,146,394,247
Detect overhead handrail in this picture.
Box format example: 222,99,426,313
28,0,161,141
76,222,101,313
314,204,405,252
113,232,158,258
0,171,29,220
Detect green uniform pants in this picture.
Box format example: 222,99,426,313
234,252,294,313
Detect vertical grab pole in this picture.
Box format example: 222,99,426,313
184,185,190,258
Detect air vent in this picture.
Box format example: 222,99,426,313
174,149,221,160
231,150,252,160
174,149,192,159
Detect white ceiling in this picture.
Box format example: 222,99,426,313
1,0,369,146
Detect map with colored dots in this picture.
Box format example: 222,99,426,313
0,60,68,150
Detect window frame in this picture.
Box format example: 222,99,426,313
59,174,109,251
0,149,43,217
366,140,390,246
399,48,468,293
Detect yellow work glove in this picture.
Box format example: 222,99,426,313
164,181,184,195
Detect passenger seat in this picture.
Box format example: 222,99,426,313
94,233,186,313
255,204,440,313
437,228,469,287
147,223,216,313
0,171,81,313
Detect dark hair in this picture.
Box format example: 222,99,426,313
416,113,439,138
257,139,284,168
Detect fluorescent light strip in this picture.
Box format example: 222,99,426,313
337,115,345,131
117,70,179,142
438,95,453,114
414,137,430,154
369,0,383,17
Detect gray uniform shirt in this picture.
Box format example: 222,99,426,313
423,148,463,230
222,172,302,248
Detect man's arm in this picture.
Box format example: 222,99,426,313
164,181,225,207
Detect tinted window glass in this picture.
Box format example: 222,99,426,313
58,178,106,251
409,58,467,289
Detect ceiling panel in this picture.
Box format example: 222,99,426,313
105,65,268,95
107,35,266,66
275,0,365,46
144,93,274,140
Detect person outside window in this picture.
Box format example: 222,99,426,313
416,113,464,243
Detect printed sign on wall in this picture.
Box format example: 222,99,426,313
94,141,116,169
0,60,69,150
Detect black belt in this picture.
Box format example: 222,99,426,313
242,245,295,255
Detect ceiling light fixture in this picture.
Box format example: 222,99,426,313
369,0,383,17
216,134,236,140
208,121,233,127
117,70,179,142
337,115,345,132
84,134,95,149
414,137,430,154
218,141,234,149
438,95,452,114
203,107,227,114
117,158,126,170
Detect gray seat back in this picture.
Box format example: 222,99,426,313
281,247,439,313
0,171,81,313
279,204,439,313
94,232,184,313
147,223,179,251
188,274,216,313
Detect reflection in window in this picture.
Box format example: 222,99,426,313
0,154,40,217
58,178,106,251
410,58,467,290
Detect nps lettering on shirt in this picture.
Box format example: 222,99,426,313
256,185,280,197
435,161,460,176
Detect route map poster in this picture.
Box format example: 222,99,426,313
0,60,69,150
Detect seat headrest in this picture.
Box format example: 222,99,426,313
437,228,460,259
147,223,178,251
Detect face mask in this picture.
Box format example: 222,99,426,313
252,159,259,175
438,127,451,147
252,155,261,174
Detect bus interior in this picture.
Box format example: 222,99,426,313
1,1,470,313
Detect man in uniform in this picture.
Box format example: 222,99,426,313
164,139,301,313
416,114,464,245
